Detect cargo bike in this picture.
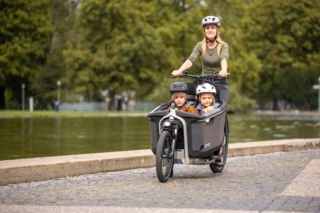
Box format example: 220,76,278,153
147,72,229,183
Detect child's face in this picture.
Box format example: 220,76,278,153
200,93,214,107
173,92,187,107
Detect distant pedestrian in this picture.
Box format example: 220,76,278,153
123,93,129,111
51,100,55,110
36,100,41,110
55,100,60,112
114,94,122,111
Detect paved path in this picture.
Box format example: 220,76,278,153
0,149,319,213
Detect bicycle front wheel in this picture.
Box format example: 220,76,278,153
156,130,174,183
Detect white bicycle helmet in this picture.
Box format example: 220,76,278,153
202,16,220,28
196,83,217,95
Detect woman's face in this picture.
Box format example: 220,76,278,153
204,24,218,39
200,93,214,107
173,92,187,107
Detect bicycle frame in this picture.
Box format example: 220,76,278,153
158,109,192,164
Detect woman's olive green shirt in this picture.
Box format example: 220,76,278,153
188,42,229,74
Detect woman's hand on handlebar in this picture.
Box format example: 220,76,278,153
172,60,192,76
171,70,182,76
218,70,230,77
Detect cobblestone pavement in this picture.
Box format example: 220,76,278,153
0,149,319,213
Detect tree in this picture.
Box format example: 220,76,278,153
31,0,79,109
0,0,53,109
246,0,320,110
63,0,178,102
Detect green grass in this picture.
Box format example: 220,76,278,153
0,110,149,117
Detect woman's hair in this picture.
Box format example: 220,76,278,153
200,28,225,58
171,92,188,101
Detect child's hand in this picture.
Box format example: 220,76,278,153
204,106,215,113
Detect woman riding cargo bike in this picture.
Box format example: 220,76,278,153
147,72,229,183
148,15,230,183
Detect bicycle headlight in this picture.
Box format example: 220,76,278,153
163,121,171,127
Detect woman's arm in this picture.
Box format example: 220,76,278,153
219,44,229,77
219,58,228,77
171,59,193,76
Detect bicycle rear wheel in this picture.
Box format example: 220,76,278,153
156,130,174,183
210,117,229,173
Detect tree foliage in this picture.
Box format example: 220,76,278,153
30,0,78,108
1,0,319,111
63,0,179,100
0,0,53,109
246,0,320,110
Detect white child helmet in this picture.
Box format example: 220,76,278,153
196,83,217,95
202,16,220,28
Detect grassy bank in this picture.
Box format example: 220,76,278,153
0,110,149,117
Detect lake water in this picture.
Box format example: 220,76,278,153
0,113,319,160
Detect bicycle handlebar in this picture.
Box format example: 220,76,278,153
171,72,225,84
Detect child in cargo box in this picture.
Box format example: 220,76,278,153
169,82,195,114
196,83,217,114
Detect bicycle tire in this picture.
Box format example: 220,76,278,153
156,130,174,183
